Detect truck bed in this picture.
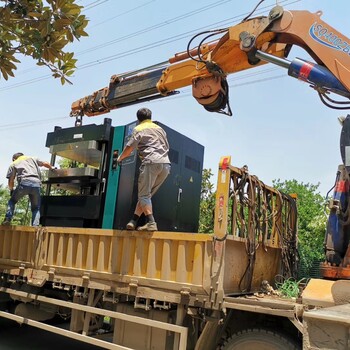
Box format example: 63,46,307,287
0,225,282,310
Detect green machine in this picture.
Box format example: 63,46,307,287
41,118,204,232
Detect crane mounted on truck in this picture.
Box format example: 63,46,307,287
70,3,350,279
71,4,350,119
0,3,350,350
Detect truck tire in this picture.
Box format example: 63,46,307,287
221,328,300,350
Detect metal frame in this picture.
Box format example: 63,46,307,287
0,287,188,350
223,295,304,333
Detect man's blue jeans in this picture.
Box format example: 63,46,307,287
5,185,41,226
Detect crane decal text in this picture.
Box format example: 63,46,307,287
310,22,350,54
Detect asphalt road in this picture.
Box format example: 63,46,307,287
0,318,105,350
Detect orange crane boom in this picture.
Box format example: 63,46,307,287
71,5,350,118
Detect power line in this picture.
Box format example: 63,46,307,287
0,0,301,93
117,0,290,53
0,75,51,91
77,0,298,56
11,0,238,78
83,0,109,11
0,117,68,131
91,0,157,28
77,0,236,55
0,70,288,131
8,0,299,77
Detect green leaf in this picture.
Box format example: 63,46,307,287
27,12,42,18
0,0,88,83
0,67,9,80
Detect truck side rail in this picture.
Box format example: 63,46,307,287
0,226,221,308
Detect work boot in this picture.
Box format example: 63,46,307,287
137,222,158,231
126,220,137,230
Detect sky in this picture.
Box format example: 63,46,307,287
0,0,349,196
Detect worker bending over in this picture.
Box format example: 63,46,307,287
2,152,54,226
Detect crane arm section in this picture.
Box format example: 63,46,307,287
71,5,350,118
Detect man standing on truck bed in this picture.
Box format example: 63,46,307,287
117,108,171,231
2,152,54,226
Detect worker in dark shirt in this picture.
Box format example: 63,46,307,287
117,108,171,231
2,152,54,226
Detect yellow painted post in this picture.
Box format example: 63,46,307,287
214,156,231,240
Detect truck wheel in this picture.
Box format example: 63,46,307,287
221,328,300,350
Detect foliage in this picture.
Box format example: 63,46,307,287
51,157,87,195
0,0,88,84
275,277,307,299
57,156,85,168
272,179,327,272
0,185,9,219
0,183,31,225
198,168,216,233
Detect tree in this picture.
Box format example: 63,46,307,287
0,183,31,225
0,0,88,84
198,168,216,233
273,179,327,275
0,185,9,218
